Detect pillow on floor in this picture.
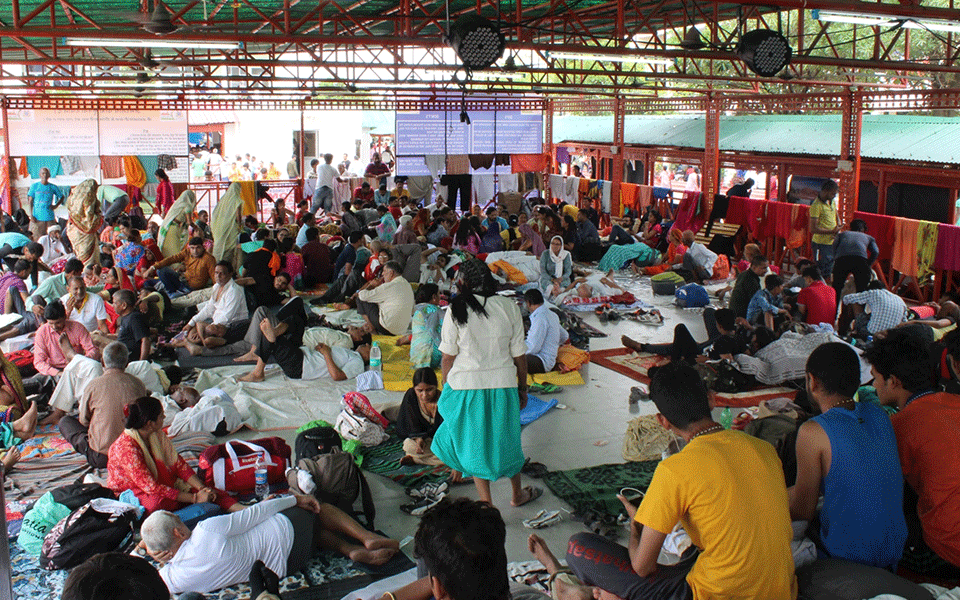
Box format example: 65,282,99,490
797,559,934,600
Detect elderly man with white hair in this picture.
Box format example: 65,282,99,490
44,345,173,426
57,342,147,468
141,494,400,595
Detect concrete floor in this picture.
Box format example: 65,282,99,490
243,273,717,570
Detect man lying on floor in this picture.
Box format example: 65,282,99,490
236,297,370,382
141,493,399,595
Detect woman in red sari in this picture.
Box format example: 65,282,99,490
107,396,240,514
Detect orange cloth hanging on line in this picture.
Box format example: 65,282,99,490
510,154,548,174
577,178,590,208
890,217,920,278
238,181,258,216
786,203,809,250
123,156,147,189
620,183,639,214
638,185,653,210
100,156,124,179
17,157,29,179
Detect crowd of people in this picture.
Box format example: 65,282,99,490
4,166,960,600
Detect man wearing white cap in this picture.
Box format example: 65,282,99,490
38,224,69,265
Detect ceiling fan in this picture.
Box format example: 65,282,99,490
119,0,205,35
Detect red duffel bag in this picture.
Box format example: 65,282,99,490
197,437,291,494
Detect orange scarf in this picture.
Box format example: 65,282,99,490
258,247,281,276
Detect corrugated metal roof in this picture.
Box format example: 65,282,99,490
554,114,960,165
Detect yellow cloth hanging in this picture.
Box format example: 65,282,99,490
917,220,939,281
123,156,147,189
239,181,258,216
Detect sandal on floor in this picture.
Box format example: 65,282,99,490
523,509,562,529
512,486,543,507
529,383,561,394
521,458,549,478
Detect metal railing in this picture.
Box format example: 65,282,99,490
187,179,302,226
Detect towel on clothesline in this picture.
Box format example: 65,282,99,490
891,218,920,278
511,154,548,174
935,223,960,271
239,181,258,216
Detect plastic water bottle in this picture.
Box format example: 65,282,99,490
254,455,269,501
369,341,382,373
720,407,733,429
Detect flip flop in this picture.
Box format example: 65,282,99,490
521,459,549,478
512,486,543,507
529,383,561,394
522,509,562,529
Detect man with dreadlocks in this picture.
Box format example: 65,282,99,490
431,259,543,508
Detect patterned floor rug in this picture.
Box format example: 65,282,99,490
589,348,797,408
542,460,660,519
359,431,453,489
11,543,373,600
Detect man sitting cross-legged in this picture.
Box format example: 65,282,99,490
789,342,907,569
546,361,797,600
58,342,148,469
235,297,370,382
174,260,248,355
141,494,399,595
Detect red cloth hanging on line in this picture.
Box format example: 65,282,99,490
510,154,548,174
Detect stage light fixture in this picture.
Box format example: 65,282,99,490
736,29,792,77
446,15,505,71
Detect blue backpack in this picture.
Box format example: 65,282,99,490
675,283,710,308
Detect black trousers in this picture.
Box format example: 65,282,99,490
250,298,307,378
832,255,872,306
645,307,721,361
440,174,472,212
58,415,109,469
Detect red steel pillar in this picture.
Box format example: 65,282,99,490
702,93,721,212
839,90,863,224
610,94,625,216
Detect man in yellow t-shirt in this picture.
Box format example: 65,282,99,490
564,361,797,600
809,179,841,280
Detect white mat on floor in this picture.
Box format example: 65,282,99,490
193,365,402,430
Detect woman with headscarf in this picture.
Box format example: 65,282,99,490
212,182,244,268
412,208,430,241
107,395,241,514
539,236,572,299
66,179,102,267
159,190,197,259
393,215,417,246
480,217,504,253
638,227,688,276
431,259,541,507
375,205,397,243
517,224,546,258
114,230,147,274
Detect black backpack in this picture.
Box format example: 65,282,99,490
50,482,115,510
40,499,139,570
288,451,376,529
295,426,342,461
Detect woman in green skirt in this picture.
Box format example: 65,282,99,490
431,259,542,507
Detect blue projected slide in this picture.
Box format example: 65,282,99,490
394,96,542,176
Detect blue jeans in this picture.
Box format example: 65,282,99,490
812,242,835,279
312,186,333,213
157,267,193,297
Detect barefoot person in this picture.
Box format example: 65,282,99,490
174,261,247,354
234,297,368,382
141,491,398,595
0,400,38,471
431,259,541,508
